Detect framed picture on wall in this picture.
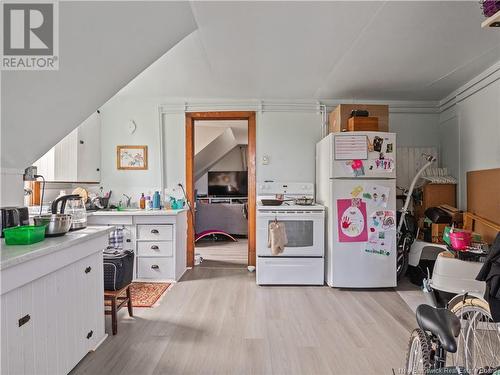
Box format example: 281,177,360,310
117,145,148,170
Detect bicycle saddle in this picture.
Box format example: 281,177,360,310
416,304,461,353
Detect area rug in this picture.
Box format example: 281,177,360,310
107,282,171,308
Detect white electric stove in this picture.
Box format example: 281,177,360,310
256,182,325,285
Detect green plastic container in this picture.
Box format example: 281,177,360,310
3,225,46,245
442,226,452,245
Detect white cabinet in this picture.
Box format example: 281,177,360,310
76,113,101,182
0,233,108,375
87,211,188,282
33,112,101,182
137,224,173,241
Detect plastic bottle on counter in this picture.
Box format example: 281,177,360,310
145,196,153,210
153,191,161,210
139,193,146,209
164,189,171,210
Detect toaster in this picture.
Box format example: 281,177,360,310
0,207,30,238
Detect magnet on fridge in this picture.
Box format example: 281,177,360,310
373,136,383,152
350,185,364,198
386,143,393,153
351,159,365,177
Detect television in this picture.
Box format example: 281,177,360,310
208,171,248,197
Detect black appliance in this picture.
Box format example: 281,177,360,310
208,171,248,197
0,207,30,238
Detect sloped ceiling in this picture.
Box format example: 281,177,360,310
118,1,500,100
1,1,196,169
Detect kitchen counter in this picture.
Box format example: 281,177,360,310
87,210,188,282
87,208,187,216
1,226,111,374
0,226,113,271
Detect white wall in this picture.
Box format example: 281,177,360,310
195,127,226,153
389,112,440,148
0,169,25,207
98,97,163,204
256,111,323,183
438,65,500,209
98,100,444,206
162,106,326,190
438,106,460,181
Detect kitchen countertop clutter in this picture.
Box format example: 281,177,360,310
88,208,187,216
0,226,113,270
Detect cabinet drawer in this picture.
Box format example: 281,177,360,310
137,258,174,280
137,224,173,241
137,241,173,257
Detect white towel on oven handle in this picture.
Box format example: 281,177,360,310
268,221,287,255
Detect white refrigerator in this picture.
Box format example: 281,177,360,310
316,132,397,288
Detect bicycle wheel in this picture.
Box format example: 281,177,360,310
450,297,500,373
406,328,433,374
397,232,412,280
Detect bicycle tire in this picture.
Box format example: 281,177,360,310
406,328,433,374
450,297,500,372
397,233,412,280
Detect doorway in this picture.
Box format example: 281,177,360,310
185,112,256,268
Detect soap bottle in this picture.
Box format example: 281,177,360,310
153,191,161,210
139,193,146,209
145,196,153,210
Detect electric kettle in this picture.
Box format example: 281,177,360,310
51,194,87,230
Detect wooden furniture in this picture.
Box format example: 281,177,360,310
467,168,500,226
87,211,187,281
329,104,389,133
0,227,111,375
414,183,457,226
347,116,379,131
463,212,500,244
104,284,133,335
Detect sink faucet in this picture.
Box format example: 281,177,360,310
123,194,132,208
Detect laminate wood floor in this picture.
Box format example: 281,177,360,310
196,238,248,268
72,267,415,375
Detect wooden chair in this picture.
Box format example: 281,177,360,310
104,284,133,335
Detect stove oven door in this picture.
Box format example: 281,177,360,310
256,210,324,257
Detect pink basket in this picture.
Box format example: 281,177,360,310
449,231,471,251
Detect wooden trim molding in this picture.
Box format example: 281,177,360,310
30,181,41,206
247,113,256,267
185,116,195,268
185,111,257,267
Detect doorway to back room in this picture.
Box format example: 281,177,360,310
185,111,257,269
194,120,248,268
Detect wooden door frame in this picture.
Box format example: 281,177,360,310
185,111,256,268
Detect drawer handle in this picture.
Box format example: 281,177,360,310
85,266,92,274
151,264,160,270
126,239,131,243
18,314,30,327
151,245,159,250
150,229,159,234
86,330,93,339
